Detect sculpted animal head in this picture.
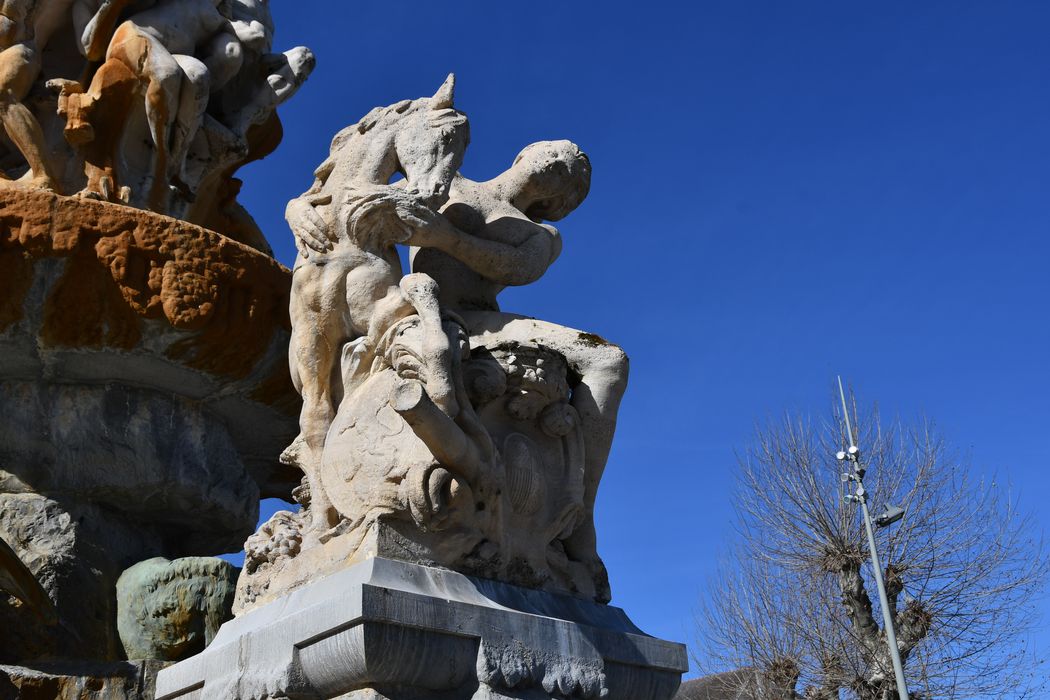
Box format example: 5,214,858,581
354,74,470,210
324,311,489,541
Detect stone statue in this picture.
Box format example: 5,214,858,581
237,82,628,616
65,0,242,209
285,137,626,599
164,77,686,700
116,557,238,662
181,0,314,251
406,140,626,587
282,74,470,537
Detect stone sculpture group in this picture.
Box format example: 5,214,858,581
155,76,682,700
235,74,631,614
0,2,686,696
0,0,313,251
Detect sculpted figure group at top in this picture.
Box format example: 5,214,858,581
0,0,313,244
241,74,629,608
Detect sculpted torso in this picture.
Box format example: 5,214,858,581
300,240,404,340
290,138,406,338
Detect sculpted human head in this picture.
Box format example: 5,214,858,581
265,46,316,102
507,140,591,222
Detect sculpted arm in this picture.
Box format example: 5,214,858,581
286,159,337,256
229,0,272,52
230,17,269,53
407,212,558,287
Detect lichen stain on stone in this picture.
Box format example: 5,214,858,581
0,188,292,381
575,331,611,347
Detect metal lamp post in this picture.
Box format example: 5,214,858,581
836,377,910,700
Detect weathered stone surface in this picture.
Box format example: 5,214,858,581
0,382,258,549
0,0,314,680
0,190,300,665
0,491,147,662
0,533,56,628
0,188,300,495
117,557,238,662
159,558,687,700
0,660,165,700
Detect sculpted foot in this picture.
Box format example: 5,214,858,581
28,175,58,192
76,188,105,201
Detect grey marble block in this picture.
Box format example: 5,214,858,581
155,557,686,700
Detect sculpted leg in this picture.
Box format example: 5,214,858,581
0,44,56,190
288,262,351,534
170,54,211,191
105,24,181,210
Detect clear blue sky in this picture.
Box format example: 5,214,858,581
233,0,1050,676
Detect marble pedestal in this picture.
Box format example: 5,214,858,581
155,558,687,700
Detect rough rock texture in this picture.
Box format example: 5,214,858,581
0,188,299,492
0,660,165,700
159,558,687,700
0,492,155,661
0,190,299,664
0,533,56,627
117,557,239,662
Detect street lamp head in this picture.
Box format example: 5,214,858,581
836,450,848,461
875,504,906,528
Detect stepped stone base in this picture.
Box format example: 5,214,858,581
155,558,686,700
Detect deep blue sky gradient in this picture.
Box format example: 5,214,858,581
233,1,1050,677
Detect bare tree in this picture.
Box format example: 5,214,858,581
695,405,1049,700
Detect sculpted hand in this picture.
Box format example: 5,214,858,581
395,198,449,246
286,198,331,257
